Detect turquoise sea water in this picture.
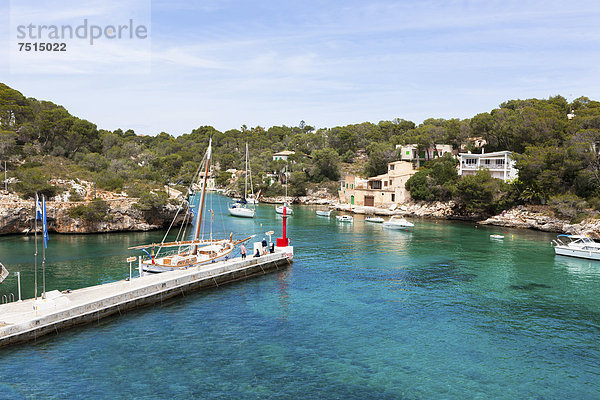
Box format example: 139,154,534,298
0,195,599,399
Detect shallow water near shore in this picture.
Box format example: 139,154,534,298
1,194,599,399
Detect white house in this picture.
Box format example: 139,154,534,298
458,151,518,182
396,144,453,166
273,151,295,161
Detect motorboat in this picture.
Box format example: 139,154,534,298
490,234,504,240
382,216,414,229
276,203,293,215
365,216,384,223
552,235,600,260
316,210,331,217
336,215,353,222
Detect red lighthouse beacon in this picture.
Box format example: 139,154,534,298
275,204,294,260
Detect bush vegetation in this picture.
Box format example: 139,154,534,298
2,82,600,218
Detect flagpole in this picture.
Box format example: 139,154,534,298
34,193,38,301
42,194,46,299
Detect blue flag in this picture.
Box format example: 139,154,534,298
42,195,49,248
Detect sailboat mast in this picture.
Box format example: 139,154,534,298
244,142,248,201
193,139,212,253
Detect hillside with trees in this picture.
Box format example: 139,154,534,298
1,82,600,221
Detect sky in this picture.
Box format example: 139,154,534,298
1,0,599,136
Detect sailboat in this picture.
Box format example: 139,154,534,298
275,164,293,215
228,143,256,218
130,139,252,273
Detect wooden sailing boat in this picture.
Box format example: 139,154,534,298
130,138,252,273
228,143,256,218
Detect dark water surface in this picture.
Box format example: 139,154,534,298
0,195,599,399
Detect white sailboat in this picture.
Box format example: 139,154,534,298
228,143,256,218
275,164,293,215
131,139,252,273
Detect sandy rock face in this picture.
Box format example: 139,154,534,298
0,194,185,235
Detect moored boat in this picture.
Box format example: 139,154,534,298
336,215,353,222
276,204,294,215
382,216,414,229
131,139,252,273
365,216,384,223
316,210,331,217
228,202,255,218
228,143,256,218
552,235,600,260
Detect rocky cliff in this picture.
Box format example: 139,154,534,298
0,193,187,235
479,206,600,237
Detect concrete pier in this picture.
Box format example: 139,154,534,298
0,250,292,348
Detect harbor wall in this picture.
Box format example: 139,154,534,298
0,253,290,348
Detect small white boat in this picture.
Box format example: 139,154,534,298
552,235,600,260
365,216,384,223
490,234,504,240
276,204,293,215
228,202,256,218
383,216,414,229
316,210,331,217
336,215,353,222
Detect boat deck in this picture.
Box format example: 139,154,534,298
0,250,292,348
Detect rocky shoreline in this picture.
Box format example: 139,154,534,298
329,201,600,237
0,192,184,235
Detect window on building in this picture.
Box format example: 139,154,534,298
483,159,491,165
389,164,394,171
465,158,477,165
496,159,505,166
389,179,393,185
384,181,388,187
351,184,354,189
391,193,395,202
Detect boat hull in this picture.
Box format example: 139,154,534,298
228,207,255,218
383,223,413,229
142,251,233,273
554,246,600,260
276,206,293,215
316,211,331,217
365,217,384,223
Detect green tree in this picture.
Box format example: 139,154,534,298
405,170,434,201
289,171,308,196
364,142,396,177
309,148,340,182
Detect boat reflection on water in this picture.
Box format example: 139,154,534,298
556,256,600,277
